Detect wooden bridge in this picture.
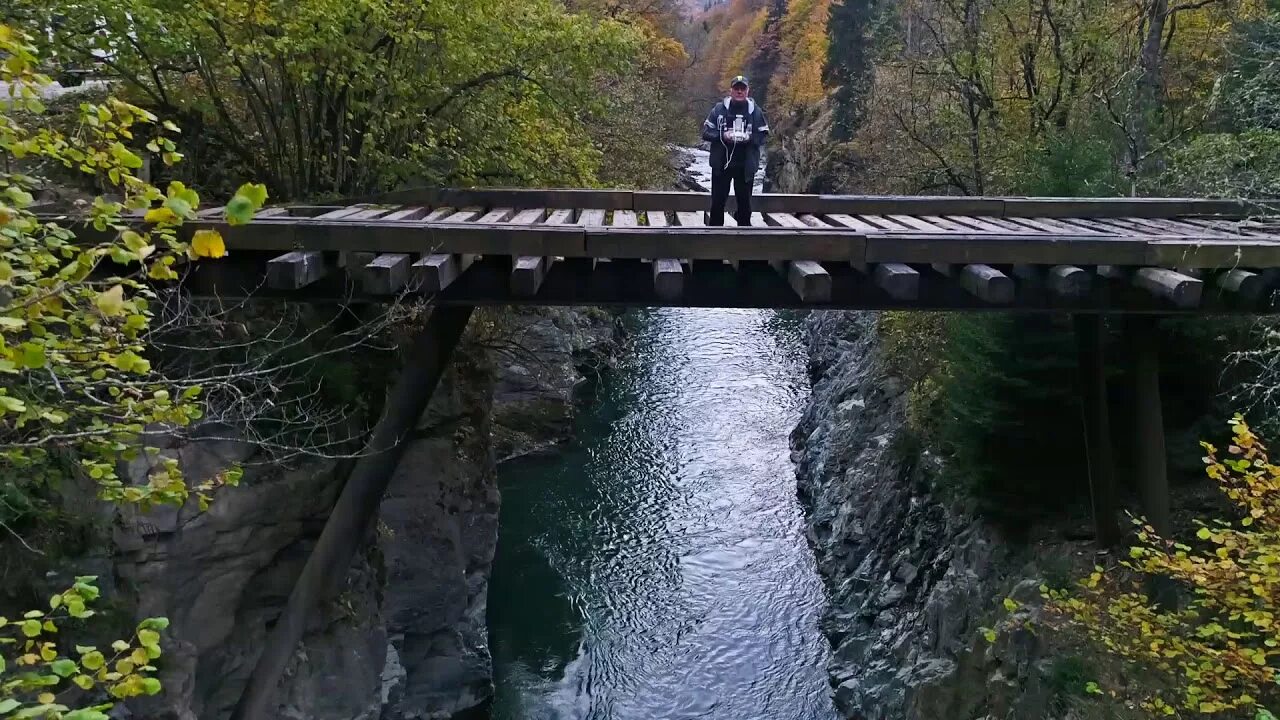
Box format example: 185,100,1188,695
49,187,1278,720
156,188,1280,313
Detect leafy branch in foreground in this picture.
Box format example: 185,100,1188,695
0,577,167,720
1,23,267,512
1002,415,1280,718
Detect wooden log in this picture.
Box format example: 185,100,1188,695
1074,313,1121,548
230,305,474,720
653,258,684,300
512,256,553,296
933,263,1014,303
1048,265,1091,298
1215,268,1267,302
1133,267,1202,308
412,254,473,293
363,253,411,294
267,251,327,289
873,263,919,300
785,261,832,302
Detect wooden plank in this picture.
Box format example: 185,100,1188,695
918,215,977,233
653,258,684,299
578,209,606,227
1001,216,1100,235
545,208,575,225
253,207,289,219
478,207,516,223
363,253,412,294
785,261,832,302
873,263,919,300
413,254,474,293
267,251,327,289
438,207,484,223
676,211,706,227
644,211,669,227
1134,267,1202,308
424,207,456,222
508,208,546,224
887,215,953,233
1129,216,1238,237
797,214,833,228
765,213,809,229
340,206,400,221
823,214,883,233
631,192,1005,216
313,206,369,220
613,210,639,227
512,256,553,296
943,216,1023,234
379,207,432,221
1053,217,1131,235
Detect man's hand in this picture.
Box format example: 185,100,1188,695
722,130,735,143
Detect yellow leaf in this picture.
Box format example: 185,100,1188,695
191,229,226,259
96,285,126,317
144,207,179,225
37,692,54,704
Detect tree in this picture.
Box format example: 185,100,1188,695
1029,416,1280,717
14,0,666,199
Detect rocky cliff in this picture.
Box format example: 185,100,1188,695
37,305,619,720
792,311,1081,720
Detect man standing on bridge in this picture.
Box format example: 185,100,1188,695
701,75,769,226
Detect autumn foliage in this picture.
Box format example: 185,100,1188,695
1036,416,1280,717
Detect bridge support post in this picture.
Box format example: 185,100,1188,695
230,304,475,720
1074,314,1121,548
1129,315,1171,536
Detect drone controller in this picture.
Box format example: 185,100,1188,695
728,116,750,143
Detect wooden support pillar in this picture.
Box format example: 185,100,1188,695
1074,314,1121,548
230,305,474,720
1129,315,1171,536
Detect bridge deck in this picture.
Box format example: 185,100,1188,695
41,189,1280,312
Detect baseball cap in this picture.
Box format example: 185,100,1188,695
730,75,749,87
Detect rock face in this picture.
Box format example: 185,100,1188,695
91,306,617,719
490,307,621,461
792,311,1056,720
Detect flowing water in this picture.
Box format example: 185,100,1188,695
487,308,840,720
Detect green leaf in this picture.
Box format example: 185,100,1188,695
1197,527,1213,540
137,629,160,647
0,699,19,714
141,677,162,695
224,196,254,226
81,651,104,671
50,658,78,677
236,182,268,208
21,619,41,637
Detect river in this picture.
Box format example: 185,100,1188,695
486,308,840,720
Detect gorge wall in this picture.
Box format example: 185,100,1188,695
55,305,620,720
791,311,1081,720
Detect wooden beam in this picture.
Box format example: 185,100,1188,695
512,256,552,296
785,261,832,302
231,305,474,720
873,263,919,300
613,210,639,227
1074,313,1121,548
653,258,684,299
267,251,327,289
1133,267,1202,308
508,208,546,224
363,253,411,294
1128,316,1171,535
477,207,515,223
413,253,473,294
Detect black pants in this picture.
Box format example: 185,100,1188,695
709,162,753,226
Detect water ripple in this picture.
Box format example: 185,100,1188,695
488,309,839,720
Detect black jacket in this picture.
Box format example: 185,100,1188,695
701,97,770,177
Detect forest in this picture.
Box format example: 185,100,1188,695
4,0,1280,718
